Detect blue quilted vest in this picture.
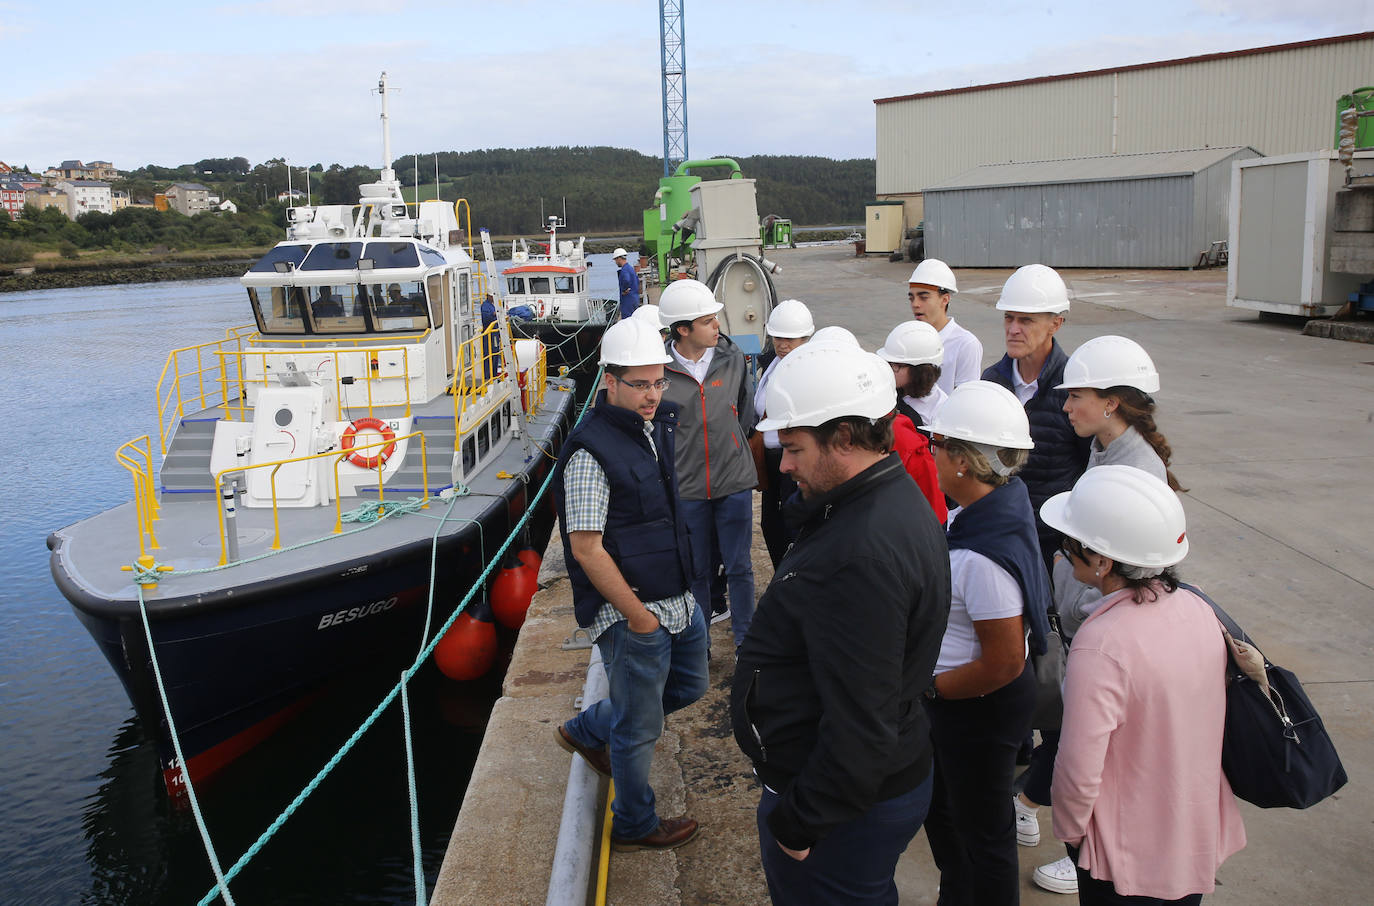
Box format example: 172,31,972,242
555,393,692,627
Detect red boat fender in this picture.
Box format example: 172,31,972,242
517,547,542,574
435,611,497,681
340,417,396,469
491,561,538,630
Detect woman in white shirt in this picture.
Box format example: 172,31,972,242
920,381,1053,906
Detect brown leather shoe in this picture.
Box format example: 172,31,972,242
555,724,612,778
610,816,700,852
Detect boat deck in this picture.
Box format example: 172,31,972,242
51,381,575,609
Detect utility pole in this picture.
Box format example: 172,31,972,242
659,0,688,177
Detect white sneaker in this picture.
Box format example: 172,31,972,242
1032,856,1079,894
1012,795,1040,846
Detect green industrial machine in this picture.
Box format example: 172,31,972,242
760,214,793,248
642,158,742,281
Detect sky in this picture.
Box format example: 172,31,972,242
1,1,1370,173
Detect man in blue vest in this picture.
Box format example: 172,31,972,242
981,264,1091,569
614,247,640,320
553,317,708,852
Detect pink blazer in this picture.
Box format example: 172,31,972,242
1052,586,1246,899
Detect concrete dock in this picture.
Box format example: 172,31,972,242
432,244,1374,905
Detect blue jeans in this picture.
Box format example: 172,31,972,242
757,773,932,906
682,490,755,646
563,606,708,839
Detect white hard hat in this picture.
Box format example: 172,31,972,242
767,299,815,338
877,320,944,367
755,344,896,432
630,304,662,328
612,248,630,258
599,318,672,367
1056,335,1160,393
909,258,957,293
808,325,861,349
923,380,1033,449
1041,465,1188,568
657,278,723,327
996,264,1070,314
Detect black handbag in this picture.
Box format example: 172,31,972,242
1030,610,1067,731
1182,584,1348,809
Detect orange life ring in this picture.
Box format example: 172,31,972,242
341,417,397,469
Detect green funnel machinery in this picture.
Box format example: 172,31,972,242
641,158,780,355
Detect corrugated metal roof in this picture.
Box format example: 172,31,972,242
926,147,1258,191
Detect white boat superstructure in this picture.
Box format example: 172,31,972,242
502,215,609,323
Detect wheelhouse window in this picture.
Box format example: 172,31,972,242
365,280,429,332
301,242,363,271
527,276,551,294
554,275,575,293
506,276,526,295
306,284,366,333
363,241,419,269
249,244,309,273
248,286,305,334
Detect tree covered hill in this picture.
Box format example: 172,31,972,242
407,147,873,234
1,148,873,265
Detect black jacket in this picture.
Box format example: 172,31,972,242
982,339,1091,564
732,454,951,850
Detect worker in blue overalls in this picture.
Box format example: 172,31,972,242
614,247,640,320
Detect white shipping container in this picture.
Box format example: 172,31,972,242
1227,151,1374,317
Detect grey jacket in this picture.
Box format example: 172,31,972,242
1056,426,1168,637
661,334,756,500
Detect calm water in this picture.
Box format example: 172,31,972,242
0,256,622,904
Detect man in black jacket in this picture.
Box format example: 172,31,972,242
732,343,951,905
981,263,1091,569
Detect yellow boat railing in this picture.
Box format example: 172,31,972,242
210,431,430,566
214,344,422,425
454,198,474,258
155,330,257,454
522,339,549,414
116,435,160,558
156,329,436,455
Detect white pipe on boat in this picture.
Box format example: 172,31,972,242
545,646,609,906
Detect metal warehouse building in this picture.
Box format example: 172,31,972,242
922,147,1259,268
874,32,1374,227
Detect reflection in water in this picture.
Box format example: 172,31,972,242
80,668,490,904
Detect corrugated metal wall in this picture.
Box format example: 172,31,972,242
877,36,1374,194
925,172,1223,268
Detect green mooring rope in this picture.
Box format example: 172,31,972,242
186,371,600,905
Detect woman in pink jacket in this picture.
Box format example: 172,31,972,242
1041,466,1245,905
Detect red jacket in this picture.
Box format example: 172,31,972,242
892,414,947,524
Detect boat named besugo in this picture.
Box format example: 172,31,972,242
46,73,575,796
504,214,618,398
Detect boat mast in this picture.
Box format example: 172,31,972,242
378,72,396,184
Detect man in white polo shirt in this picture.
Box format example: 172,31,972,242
907,258,982,395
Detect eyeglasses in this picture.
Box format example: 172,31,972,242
1060,537,1086,563
613,375,671,393
927,436,948,453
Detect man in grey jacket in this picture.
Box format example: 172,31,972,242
658,279,757,649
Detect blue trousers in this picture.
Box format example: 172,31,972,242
757,773,933,906
563,607,708,839
682,490,755,646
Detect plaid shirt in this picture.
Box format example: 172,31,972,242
563,421,694,641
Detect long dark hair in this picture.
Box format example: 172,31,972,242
1099,387,1186,492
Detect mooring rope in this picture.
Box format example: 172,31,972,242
192,369,604,905
135,583,237,905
